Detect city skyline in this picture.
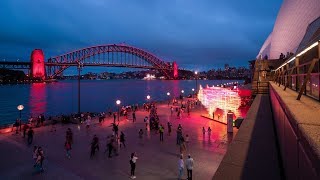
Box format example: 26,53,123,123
0,0,282,70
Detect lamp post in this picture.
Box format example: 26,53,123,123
17,105,24,132
167,92,170,106
77,62,83,122
116,100,121,122
195,71,198,95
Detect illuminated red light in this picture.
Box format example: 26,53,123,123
31,49,46,80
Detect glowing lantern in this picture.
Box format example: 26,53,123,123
197,85,241,123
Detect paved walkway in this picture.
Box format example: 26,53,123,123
0,102,238,180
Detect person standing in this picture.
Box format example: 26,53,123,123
159,124,164,142
202,127,206,136
120,131,126,148
178,154,184,180
27,127,34,145
113,113,116,124
170,106,173,116
186,154,194,180
130,152,138,179
132,111,136,122
86,116,91,133
138,129,143,139
208,127,212,139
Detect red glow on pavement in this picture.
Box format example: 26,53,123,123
31,49,46,80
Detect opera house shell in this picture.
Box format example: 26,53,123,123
257,0,320,59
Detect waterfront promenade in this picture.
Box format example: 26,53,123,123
0,101,238,180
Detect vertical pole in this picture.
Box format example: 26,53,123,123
78,64,81,122
118,106,120,122
19,110,22,131
196,76,198,96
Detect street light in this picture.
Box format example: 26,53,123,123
147,95,151,100
116,100,121,122
167,92,170,106
192,88,195,98
181,90,184,94
17,105,24,132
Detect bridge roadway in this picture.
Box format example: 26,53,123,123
0,101,238,180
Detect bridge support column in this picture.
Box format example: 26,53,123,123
31,49,46,80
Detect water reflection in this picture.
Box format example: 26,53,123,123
29,83,47,116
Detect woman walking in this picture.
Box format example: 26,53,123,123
65,140,72,158
130,152,138,179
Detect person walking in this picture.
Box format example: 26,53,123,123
107,135,114,158
66,128,73,144
202,127,206,136
130,152,138,179
178,154,184,180
186,154,194,180
167,122,172,136
33,146,38,162
65,140,72,159
120,131,126,148
180,136,186,154
27,127,34,145
159,124,164,142
37,146,44,172
90,135,99,158
208,127,212,139
23,124,29,138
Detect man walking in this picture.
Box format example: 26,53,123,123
186,154,194,180
178,154,184,180
27,127,34,145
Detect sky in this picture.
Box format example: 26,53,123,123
0,0,282,72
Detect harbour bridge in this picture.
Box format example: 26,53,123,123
0,44,179,79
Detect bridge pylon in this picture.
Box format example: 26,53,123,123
31,49,46,80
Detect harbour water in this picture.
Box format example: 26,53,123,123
0,79,243,125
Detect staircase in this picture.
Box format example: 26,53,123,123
252,60,271,95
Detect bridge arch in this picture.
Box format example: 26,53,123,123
47,44,177,79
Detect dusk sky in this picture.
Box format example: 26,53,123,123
0,0,282,71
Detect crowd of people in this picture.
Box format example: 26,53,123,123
14,97,211,179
